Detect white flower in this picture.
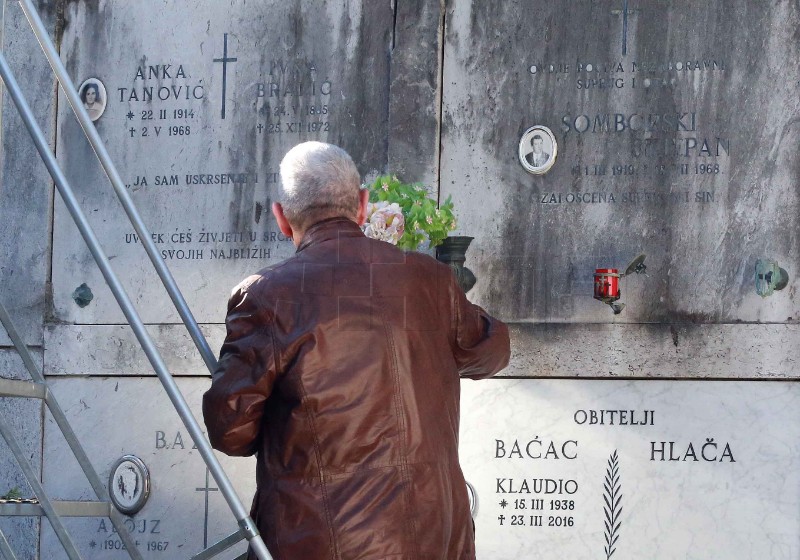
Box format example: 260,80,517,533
362,201,405,245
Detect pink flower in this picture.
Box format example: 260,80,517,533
362,202,405,245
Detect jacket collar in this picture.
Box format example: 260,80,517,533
296,217,365,253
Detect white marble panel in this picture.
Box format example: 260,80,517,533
41,377,256,559
460,379,800,559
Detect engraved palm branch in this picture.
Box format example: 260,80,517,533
603,450,622,559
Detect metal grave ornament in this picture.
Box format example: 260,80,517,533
593,254,647,314
755,259,789,297
108,455,151,515
466,481,478,519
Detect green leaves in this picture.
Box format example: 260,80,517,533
367,175,456,250
0,487,22,500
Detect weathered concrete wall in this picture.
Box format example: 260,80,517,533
505,323,800,378
3,0,444,557
388,0,445,185
0,350,43,560
0,0,56,555
0,0,798,558
0,0,56,346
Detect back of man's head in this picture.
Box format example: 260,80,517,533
278,142,361,233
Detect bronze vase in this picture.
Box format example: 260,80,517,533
436,236,477,294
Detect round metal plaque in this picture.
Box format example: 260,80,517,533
466,481,478,518
519,125,558,175
108,455,150,515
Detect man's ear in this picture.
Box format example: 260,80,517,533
355,189,370,226
272,202,294,238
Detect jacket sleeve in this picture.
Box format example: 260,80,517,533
447,270,511,379
202,280,278,456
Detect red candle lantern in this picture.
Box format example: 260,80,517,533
592,254,647,314
594,268,621,302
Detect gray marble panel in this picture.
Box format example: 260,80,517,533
50,0,441,327
387,0,444,186
441,1,800,324
460,379,800,559
504,323,800,379
0,349,44,560
0,0,58,346
44,324,225,376
41,377,255,559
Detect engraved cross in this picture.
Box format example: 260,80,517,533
214,33,238,119
195,468,219,548
610,0,640,56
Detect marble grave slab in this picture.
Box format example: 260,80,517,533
460,379,800,559
51,0,396,325
41,377,255,559
440,0,800,324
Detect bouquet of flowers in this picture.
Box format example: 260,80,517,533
362,175,456,250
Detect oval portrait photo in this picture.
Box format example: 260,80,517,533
78,78,107,122
518,125,558,175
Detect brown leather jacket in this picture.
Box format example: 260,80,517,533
203,218,510,560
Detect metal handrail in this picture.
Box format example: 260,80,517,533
0,301,143,560
0,411,83,560
0,524,19,560
0,25,272,560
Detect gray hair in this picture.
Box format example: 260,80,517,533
278,142,361,232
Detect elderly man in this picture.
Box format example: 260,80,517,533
203,141,510,559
